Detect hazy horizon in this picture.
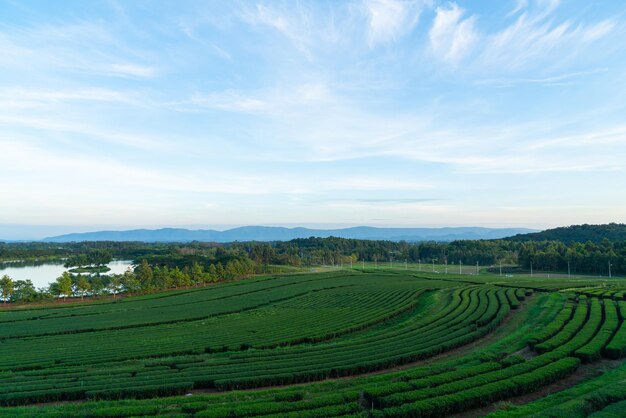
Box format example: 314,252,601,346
0,223,542,241
1,1,625,234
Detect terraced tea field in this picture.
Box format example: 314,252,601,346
1,269,625,417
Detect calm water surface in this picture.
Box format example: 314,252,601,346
0,260,134,289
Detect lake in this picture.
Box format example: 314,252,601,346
0,260,134,289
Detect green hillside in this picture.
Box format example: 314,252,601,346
510,223,626,244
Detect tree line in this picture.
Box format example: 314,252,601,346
509,223,626,244
240,237,626,275
63,250,113,268
1,257,261,303
2,225,626,303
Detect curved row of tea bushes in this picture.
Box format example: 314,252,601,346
605,301,626,359
505,288,520,309
534,297,588,354
0,286,514,405
0,273,384,338
372,357,581,417
575,299,619,362
0,286,424,371
367,296,616,417
4,281,608,417
0,272,350,325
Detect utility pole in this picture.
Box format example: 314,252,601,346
530,262,533,277
362,260,365,269
445,259,448,274
350,258,352,269
418,259,421,272
568,260,571,278
405,259,408,270
459,260,462,275
432,259,435,273
609,261,612,279
499,261,502,276
476,261,479,274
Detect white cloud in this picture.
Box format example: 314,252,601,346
426,1,617,73
188,91,269,113
429,3,478,63
108,63,156,78
528,125,626,150
237,1,426,55
322,177,434,191
238,3,319,59
1,1,625,228
536,0,561,16
474,68,608,87
0,114,168,152
0,138,302,197
580,19,616,42
178,83,332,115
506,0,528,18
0,20,156,79
169,78,626,175
475,11,615,72
363,0,423,46
0,88,140,107
178,22,232,60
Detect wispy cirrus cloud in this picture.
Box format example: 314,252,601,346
506,0,529,18
1,1,626,230
363,0,425,47
175,83,332,115
527,125,626,150
429,3,478,63
236,0,426,56
428,1,617,73
0,87,141,106
0,19,156,78
0,114,170,152
327,198,439,204
474,68,608,87
107,63,156,78
237,2,325,59
476,17,617,72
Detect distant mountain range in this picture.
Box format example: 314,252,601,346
41,226,538,243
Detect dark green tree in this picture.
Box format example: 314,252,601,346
76,276,91,300
56,272,73,300
0,275,14,304
136,260,153,290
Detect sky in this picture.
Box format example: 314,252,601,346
1,0,626,239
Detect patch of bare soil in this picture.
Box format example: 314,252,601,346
514,346,537,360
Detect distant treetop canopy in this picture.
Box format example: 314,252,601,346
509,223,626,244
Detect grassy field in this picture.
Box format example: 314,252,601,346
0,268,625,416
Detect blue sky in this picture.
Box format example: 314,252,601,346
1,0,625,239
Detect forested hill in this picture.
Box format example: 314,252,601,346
509,223,626,244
